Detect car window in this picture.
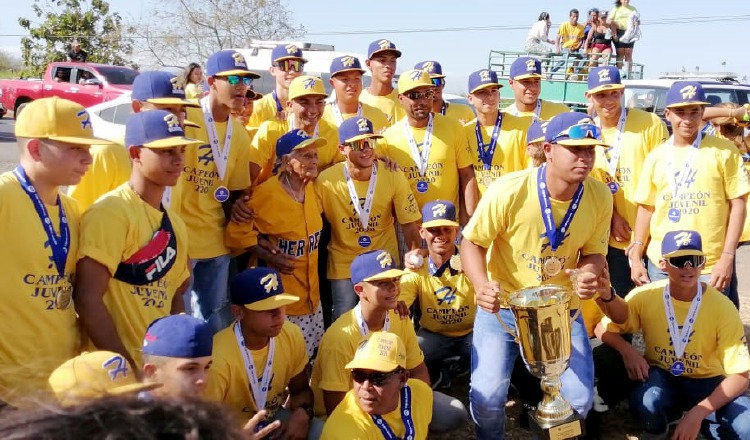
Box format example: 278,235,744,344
701,88,738,106
97,103,133,125
624,87,668,114
52,66,72,83
75,68,96,85
95,66,139,85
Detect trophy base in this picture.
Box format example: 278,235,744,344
529,410,584,440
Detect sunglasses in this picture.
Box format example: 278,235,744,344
666,255,706,269
352,369,402,386
274,59,305,72
346,139,375,151
550,123,602,143
405,89,435,101
219,75,253,86
431,77,445,87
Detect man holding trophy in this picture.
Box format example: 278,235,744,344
461,112,628,439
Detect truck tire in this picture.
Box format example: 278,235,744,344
14,102,29,119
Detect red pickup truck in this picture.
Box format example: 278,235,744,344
0,62,138,118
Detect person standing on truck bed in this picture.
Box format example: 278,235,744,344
67,41,87,63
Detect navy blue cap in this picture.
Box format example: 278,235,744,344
662,230,705,257
468,69,501,94
142,314,213,358
367,39,402,59
132,71,198,107
351,250,406,285
421,200,459,228
205,50,260,78
125,110,202,149
587,66,624,94
665,81,710,108
527,120,549,144
330,55,365,77
275,129,327,157
272,43,307,63
510,57,542,80
230,267,299,311
545,112,605,147
414,60,445,78
338,117,382,144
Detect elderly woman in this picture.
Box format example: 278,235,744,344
225,130,326,357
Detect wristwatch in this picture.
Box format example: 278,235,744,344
599,287,617,303
297,403,314,421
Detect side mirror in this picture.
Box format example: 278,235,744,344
83,78,101,86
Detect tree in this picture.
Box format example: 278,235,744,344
19,0,135,77
132,0,304,68
0,49,21,72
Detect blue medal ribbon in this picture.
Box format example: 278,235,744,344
474,113,503,170
272,90,283,113
371,386,415,440
537,165,584,252
429,254,459,278
440,102,448,116
13,166,70,277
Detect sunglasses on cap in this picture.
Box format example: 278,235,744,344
550,123,602,143
273,59,305,73
218,75,253,86
666,255,706,269
352,369,403,386
431,77,445,88
346,139,376,152
405,89,435,101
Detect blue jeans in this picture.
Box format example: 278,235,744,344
607,246,636,297
186,254,232,334
630,367,750,439
470,308,594,439
647,259,739,309
330,279,357,322
418,328,472,381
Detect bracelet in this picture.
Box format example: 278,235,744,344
722,251,736,257
600,287,617,303
631,241,643,247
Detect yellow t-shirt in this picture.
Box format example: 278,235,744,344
78,184,190,367
602,280,750,378
184,83,203,100
315,162,422,280
634,136,750,272
320,378,432,440
181,107,252,259
743,160,750,242
462,168,612,310
558,22,586,49
205,321,308,422
225,176,322,316
464,113,529,195
502,100,571,130
441,102,476,125
250,118,342,186
0,172,80,407
67,142,131,212
310,310,425,417
609,5,637,30
359,88,404,126
321,102,390,133
380,114,475,211
247,92,284,129
399,260,476,337
591,109,669,249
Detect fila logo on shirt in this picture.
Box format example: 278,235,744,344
145,245,177,282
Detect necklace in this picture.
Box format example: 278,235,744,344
282,173,304,203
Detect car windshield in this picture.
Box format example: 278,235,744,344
625,85,749,115
96,66,139,85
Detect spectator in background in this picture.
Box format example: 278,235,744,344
524,12,555,54
608,0,638,77
180,62,205,99
585,11,614,68
583,8,600,52
552,9,586,79
67,41,87,62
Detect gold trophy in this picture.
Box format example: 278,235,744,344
496,285,584,440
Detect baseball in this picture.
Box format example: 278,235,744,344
409,254,424,268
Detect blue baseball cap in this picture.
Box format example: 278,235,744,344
142,314,213,358
330,55,365,77
661,230,705,257
545,112,606,147
205,50,260,78
276,129,327,157
587,66,624,95
414,60,445,79
510,57,542,80
230,267,300,311
468,69,501,94
527,119,549,144
271,43,307,63
125,110,202,149
351,250,406,285
338,117,383,144
421,200,459,229
367,39,402,59
131,71,198,107
665,81,710,108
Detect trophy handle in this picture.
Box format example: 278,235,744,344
494,311,519,343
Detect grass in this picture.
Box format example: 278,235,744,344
0,70,21,79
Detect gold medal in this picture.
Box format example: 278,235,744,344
55,283,73,310
449,254,462,272
543,256,562,277
482,172,495,188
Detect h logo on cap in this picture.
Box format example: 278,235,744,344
479,70,491,81
598,69,611,81
356,118,368,131
164,113,181,132
674,231,693,247
525,59,536,71
295,129,309,138
377,251,393,268
232,52,246,66
680,85,697,100
303,78,316,89
77,109,92,130
422,61,435,72
170,76,185,93
102,355,128,381
431,203,447,217
285,44,299,54
409,70,423,81
260,273,279,293
341,56,355,67
378,39,392,49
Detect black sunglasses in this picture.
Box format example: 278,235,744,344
405,89,435,101
351,369,402,386
346,139,375,152
667,255,705,269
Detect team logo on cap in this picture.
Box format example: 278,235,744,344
303,77,316,89
77,109,92,130
285,44,299,54
431,203,447,217
479,70,491,81
680,85,698,100
170,76,185,95
376,251,393,268
378,39,393,49
597,68,611,81
409,70,423,81
260,273,279,293
341,56,356,67
674,231,693,247
525,59,537,71
164,113,182,133
422,61,435,73
356,118,368,131
102,355,128,381
232,52,247,67
294,129,310,139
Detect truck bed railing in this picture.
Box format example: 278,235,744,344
488,50,644,81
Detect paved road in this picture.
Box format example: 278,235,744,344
0,116,17,172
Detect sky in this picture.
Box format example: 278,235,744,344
2,0,749,95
